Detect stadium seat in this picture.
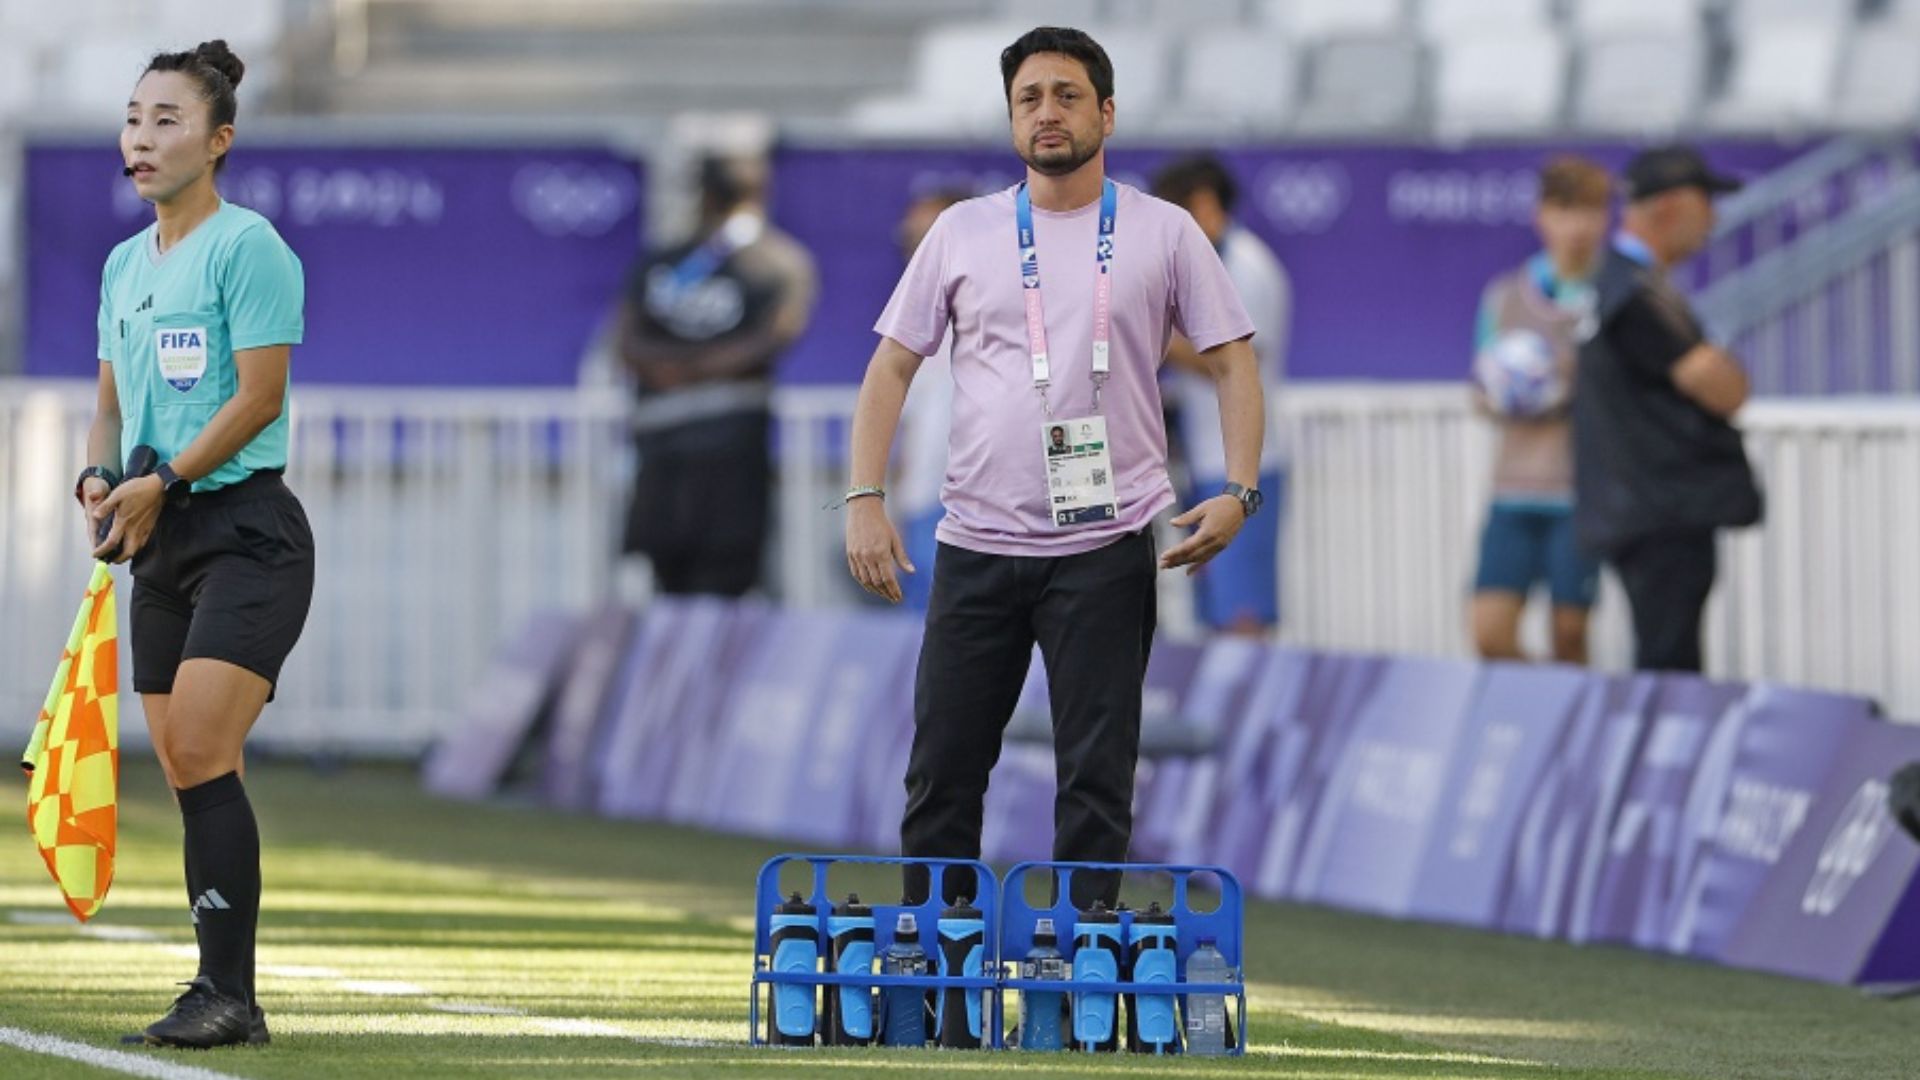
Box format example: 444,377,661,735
1417,0,1554,40
1573,34,1707,134
1728,0,1860,29
157,0,286,52
1099,30,1173,118
846,21,1026,138
1293,35,1424,134
1568,0,1707,34
1705,19,1845,132
50,37,157,119
1256,0,1408,41
1432,28,1568,136
1174,29,1299,134
993,0,1103,26
1830,26,1920,129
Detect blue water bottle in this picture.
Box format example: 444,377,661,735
935,897,985,1049
1125,901,1181,1054
1018,917,1066,1051
824,894,876,1045
1071,901,1123,1052
879,911,928,1047
766,891,819,1046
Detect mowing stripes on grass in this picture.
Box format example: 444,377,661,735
0,1026,243,1080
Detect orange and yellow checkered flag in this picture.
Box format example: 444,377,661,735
20,563,119,922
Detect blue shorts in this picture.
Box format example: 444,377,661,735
1473,502,1600,609
1187,469,1284,630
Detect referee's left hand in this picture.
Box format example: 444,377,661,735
91,475,164,564
1160,495,1244,576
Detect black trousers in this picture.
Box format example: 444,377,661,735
623,409,770,597
1611,530,1717,673
900,529,1156,910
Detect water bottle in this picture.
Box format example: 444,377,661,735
824,893,875,1045
1125,902,1180,1054
935,897,985,1048
878,912,928,1047
1017,917,1066,1051
1070,901,1123,1052
1182,937,1235,1056
766,891,819,1046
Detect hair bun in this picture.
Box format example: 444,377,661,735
192,39,245,90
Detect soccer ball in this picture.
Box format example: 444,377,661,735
1474,329,1567,419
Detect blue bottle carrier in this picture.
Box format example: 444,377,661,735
748,854,1247,1054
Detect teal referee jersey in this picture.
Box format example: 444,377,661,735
96,201,304,492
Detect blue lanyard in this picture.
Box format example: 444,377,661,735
1015,179,1117,408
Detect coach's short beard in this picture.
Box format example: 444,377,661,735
1020,133,1102,178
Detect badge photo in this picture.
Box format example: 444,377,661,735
155,326,210,393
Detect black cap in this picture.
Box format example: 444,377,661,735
1623,145,1743,202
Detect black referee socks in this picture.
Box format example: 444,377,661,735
177,772,260,1004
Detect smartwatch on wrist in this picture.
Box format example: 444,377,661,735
1223,481,1262,519
74,466,119,504
154,462,191,508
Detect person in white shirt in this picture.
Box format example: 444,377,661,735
1153,156,1291,634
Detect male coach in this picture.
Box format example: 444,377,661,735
842,27,1264,906
1574,145,1761,673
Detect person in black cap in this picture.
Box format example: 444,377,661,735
1572,145,1762,673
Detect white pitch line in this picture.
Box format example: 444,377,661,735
0,1025,244,1080
257,964,341,980
430,1002,527,1016
529,1017,630,1037
81,925,165,943
7,911,75,926
337,979,428,997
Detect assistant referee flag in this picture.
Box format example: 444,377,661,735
21,563,120,922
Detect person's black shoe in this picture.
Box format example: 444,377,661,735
249,1005,270,1046
137,977,251,1049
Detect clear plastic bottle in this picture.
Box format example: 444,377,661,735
1182,937,1235,1056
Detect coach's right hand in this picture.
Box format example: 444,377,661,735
845,497,914,604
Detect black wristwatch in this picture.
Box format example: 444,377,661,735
74,466,119,504
1223,482,1262,519
154,462,192,508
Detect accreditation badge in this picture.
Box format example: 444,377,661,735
155,326,209,393
1040,415,1119,527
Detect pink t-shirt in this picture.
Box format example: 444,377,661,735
875,182,1254,557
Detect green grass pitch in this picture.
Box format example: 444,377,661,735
2,760,1914,1078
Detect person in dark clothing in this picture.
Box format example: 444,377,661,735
1573,146,1762,673
618,155,817,596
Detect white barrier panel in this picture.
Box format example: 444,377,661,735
4,379,1915,754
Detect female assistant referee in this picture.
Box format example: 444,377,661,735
80,39,314,1050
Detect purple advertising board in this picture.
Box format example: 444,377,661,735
25,142,643,384
1407,662,1590,927
421,610,582,800
768,140,1806,386
1575,676,1751,948
1242,652,1389,899
596,599,770,822
464,601,1911,986
1132,638,1269,865
1663,685,1879,962
1292,656,1482,915
1499,673,1659,940
1722,720,1920,984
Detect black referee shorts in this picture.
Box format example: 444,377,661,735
129,471,316,699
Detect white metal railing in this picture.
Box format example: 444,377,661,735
0,380,630,754
6,378,1917,757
